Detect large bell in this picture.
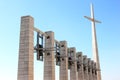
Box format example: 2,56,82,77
77,61,81,71
37,44,43,61
68,57,74,69
56,52,61,66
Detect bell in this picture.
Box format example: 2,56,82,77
84,66,86,71
88,68,90,72
36,44,43,61
56,52,60,55
56,58,60,66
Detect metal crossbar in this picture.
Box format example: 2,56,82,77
34,27,61,45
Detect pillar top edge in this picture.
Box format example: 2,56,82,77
60,40,67,43
45,31,54,33
83,55,87,58
76,52,82,54
87,58,91,61
69,47,76,49
76,52,82,56
21,15,33,18
91,60,94,62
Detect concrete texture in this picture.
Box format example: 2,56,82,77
77,52,84,80
59,41,68,80
69,47,77,80
88,58,93,80
17,16,34,80
44,31,55,80
83,56,89,80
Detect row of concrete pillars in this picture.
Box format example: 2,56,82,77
17,16,98,80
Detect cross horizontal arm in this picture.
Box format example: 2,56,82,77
84,16,101,23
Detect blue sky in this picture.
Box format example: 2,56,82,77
0,0,120,80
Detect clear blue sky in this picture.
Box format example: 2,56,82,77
0,0,120,80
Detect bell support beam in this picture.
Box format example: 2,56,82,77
34,27,60,45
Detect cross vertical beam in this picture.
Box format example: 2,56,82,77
84,3,101,80
17,16,34,80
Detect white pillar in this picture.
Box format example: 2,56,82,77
84,4,102,80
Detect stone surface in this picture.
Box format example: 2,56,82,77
91,61,95,80
92,61,97,80
59,41,68,80
83,55,89,80
88,58,93,80
77,52,84,80
94,63,97,80
44,31,55,80
69,47,77,80
17,16,34,80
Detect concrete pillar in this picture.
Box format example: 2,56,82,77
91,61,94,80
17,16,34,80
59,41,68,80
92,62,97,80
88,58,93,80
77,52,84,80
69,47,77,80
83,55,89,80
94,63,97,80
44,31,55,80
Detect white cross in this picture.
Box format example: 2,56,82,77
84,3,102,80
